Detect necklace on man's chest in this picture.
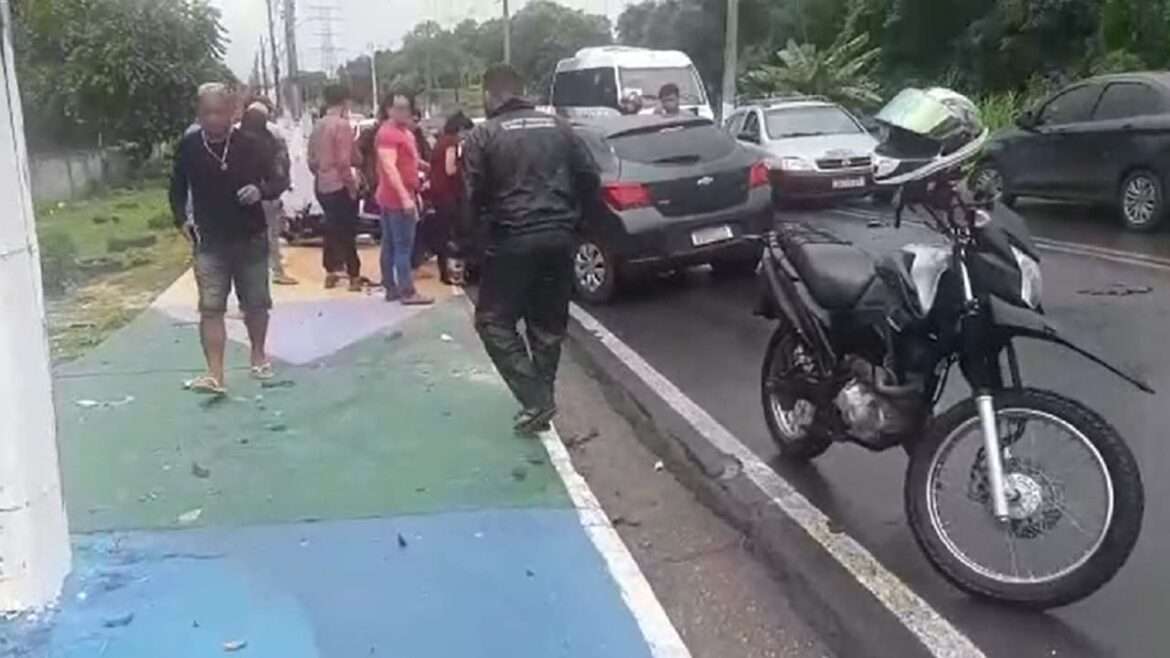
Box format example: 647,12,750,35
201,128,233,172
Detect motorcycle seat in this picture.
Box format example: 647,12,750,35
789,242,877,310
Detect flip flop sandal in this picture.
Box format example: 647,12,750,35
250,362,275,380
184,375,227,396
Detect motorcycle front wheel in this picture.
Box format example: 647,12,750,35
905,388,1143,608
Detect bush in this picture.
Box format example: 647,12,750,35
39,231,79,296
146,213,172,231
106,234,157,253
977,92,1026,133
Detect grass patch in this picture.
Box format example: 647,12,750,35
36,181,191,362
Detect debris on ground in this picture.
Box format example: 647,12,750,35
866,219,883,228
525,456,545,466
260,379,296,389
611,515,642,528
177,508,203,525
653,460,665,472
1076,283,1153,296
222,639,248,652
511,466,528,481
440,333,454,342
191,462,211,479
102,613,134,628
563,428,599,449
396,533,408,549
74,395,135,409
265,422,288,433
525,569,535,577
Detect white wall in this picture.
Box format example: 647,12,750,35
0,0,72,612
28,148,133,204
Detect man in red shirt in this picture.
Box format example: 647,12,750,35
375,92,433,305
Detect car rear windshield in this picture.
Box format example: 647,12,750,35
619,67,706,105
608,123,735,165
765,106,862,139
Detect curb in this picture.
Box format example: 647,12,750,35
565,319,937,658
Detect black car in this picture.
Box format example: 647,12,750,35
971,72,1170,231
571,115,772,303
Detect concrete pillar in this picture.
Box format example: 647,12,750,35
0,0,72,612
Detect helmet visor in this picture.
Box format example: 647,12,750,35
875,89,959,142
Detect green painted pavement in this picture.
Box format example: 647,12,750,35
55,299,568,533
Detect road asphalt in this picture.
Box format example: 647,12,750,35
570,200,1170,658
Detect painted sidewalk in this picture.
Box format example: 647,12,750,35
4,249,682,657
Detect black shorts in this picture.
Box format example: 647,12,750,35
194,234,272,314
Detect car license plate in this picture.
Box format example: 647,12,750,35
692,225,734,246
832,177,866,190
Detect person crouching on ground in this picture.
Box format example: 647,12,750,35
458,64,601,434
426,110,475,284
169,83,281,395
309,84,363,291
375,91,433,305
240,101,298,286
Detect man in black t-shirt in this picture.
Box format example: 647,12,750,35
169,83,283,395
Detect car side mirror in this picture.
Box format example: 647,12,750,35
1016,111,1038,130
738,131,759,144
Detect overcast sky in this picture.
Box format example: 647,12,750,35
212,0,636,80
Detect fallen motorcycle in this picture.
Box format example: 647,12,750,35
755,87,1149,608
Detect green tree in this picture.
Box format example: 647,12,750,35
741,33,883,109
11,0,232,153
510,1,613,99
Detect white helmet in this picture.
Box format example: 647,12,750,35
872,87,988,186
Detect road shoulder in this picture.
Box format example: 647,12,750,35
556,345,832,658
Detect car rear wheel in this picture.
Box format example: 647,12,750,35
573,238,619,304
1119,169,1166,232
970,162,1016,207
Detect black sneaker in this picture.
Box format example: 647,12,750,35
514,406,556,435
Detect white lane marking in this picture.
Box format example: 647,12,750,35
569,303,986,658
830,207,1170,272
540,425,693,658
455,296,691,658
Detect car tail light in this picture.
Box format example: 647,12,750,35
749,162,771,188
602,182,653,210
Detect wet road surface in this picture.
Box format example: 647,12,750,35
581,202,1170,657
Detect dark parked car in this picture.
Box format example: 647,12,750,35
971,72,1170,231
570,115,772,303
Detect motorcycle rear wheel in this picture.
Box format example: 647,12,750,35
761,327,832,461
905,388,1143,608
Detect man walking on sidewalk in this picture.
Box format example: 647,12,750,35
309,84,362,291
241,101,298,285
170,83,280,395
460,64,600,433
375,92,433,305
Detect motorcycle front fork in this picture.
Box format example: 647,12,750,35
958,260,1014,521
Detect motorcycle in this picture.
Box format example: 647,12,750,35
754,172,1149,608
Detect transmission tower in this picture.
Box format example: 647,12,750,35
307,3,343,75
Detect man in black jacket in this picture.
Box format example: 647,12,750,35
170,83,283,395
461,64,601,434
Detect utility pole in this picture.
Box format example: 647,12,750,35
369,43,379,111
259,37,271,103
720,0,739,122
307,4,342,77
503,0,511,64
0,0,71,612
265,0,283,115
284,0,302,119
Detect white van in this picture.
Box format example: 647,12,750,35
550,46,714,119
